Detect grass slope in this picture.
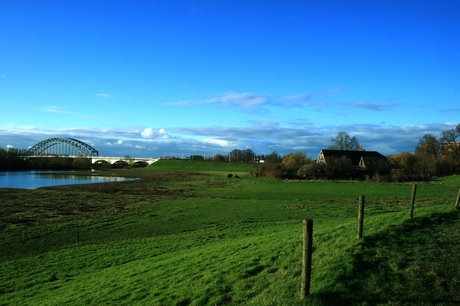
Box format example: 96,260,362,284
1,164,459,305
147,159,257,174
328,210,460,305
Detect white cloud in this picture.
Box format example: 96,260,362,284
42,106,74,114
95,93,112,98
105,139,125,146
164,90,342,114
141,127,158,138
141,128,170,139
348,101,396,111
165,92,269,108
6,144,14,148
159,129,170,138
40,106,99,119
164,99,206,106
202,138,230,147
218,92,269,107
281,93,316,107
280,89,340,107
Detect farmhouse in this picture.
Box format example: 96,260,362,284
316,149,389,172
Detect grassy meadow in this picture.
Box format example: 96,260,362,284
1,160,460,305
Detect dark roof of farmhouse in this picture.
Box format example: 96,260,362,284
318,149,387,166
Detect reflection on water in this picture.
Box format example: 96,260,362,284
0,171,135,189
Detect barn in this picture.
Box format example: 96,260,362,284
316,149,389,177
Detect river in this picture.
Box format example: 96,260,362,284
0,170,135,189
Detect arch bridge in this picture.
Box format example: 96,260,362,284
28,137,99,156
27,137,159,166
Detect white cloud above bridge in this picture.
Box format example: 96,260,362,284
141,128,170,139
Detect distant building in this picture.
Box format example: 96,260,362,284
316,149,388,172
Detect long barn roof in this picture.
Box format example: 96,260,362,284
318,149,386,166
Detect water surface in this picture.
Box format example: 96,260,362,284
0,171,134,189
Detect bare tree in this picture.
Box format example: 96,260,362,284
329,131,360,151
440,127,460,168
416,133,441,158
228,149,255,162
266,151,281,163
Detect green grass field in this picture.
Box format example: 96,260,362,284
1,160,459,305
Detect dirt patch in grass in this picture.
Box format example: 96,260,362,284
281,205,310,209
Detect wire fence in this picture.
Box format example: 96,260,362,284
240,184,460,304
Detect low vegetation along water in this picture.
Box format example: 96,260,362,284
1,160,459,305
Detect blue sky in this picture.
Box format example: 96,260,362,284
1,0,459,158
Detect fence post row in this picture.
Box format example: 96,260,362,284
357,195,365,239
301,219,313,299
409,183,417,220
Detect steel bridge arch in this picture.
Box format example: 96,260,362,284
28,138,99,157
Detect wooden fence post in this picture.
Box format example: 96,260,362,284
455,188,460,209
358,195,365,239
409,184,417,220
301,219,313,299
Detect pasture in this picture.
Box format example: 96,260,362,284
1,160,459,305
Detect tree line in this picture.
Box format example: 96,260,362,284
389,124,460,181
2,124,459,180
0,148,33,170
0,148,93,171
228,126,460,181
